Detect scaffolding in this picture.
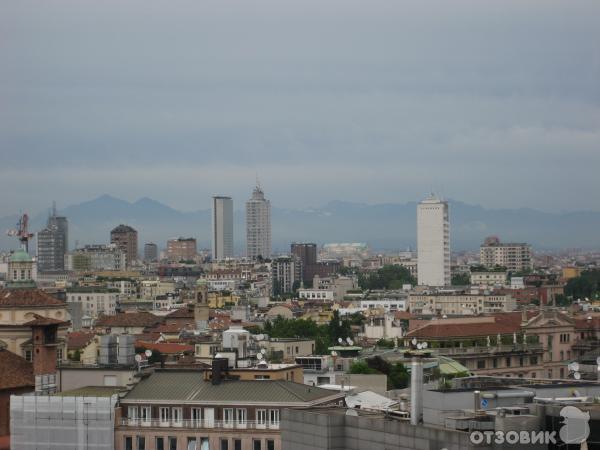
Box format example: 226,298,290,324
10,394,117,450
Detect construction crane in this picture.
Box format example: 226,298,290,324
6,213,34,252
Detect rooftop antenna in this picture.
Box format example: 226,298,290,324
52,200,57,217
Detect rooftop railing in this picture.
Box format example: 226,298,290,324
434,343,543,356
119,419,280,430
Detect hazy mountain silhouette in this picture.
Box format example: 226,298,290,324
1,195,599,253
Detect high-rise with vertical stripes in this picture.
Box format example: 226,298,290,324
246,184,271,260
417,194,450,286
212,196,234,260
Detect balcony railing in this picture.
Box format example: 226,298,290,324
434,343,543,356
119,419,280,430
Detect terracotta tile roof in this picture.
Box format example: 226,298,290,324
0,349,34,390
574,315,600,330
394,311,414,320
405,318,520,339
96,312,162,328
166,305,194,319
0,288,65,308
23,313,68,327
67,331,96,350
135,341,194,354
148,323,186,334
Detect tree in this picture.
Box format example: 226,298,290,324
358,265,415,290
348,360,378,374
565,270,600,300
451,273,470,286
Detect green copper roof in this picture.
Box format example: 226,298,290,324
9,249,32,263
122,370,339,404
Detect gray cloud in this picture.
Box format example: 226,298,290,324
0,0,599,214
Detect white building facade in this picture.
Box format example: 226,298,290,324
417,195,450,286
246,185,272,260
211,196,234,260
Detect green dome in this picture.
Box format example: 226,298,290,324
9,249,33,263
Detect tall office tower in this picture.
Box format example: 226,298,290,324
417,194,450,286
212,196,234,260
37,205,68,273
245,184,271,260
144,242,158,262
110,224,138,267
291,242,317,285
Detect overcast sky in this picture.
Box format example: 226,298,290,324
1,0,599,214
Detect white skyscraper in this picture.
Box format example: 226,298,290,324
246,183,271,259
417,194,450,286
212,196,233,260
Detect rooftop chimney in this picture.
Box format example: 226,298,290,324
211,357,229,385
410,356,423,426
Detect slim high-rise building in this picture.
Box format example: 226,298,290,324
37,205,68,273
144,242,158,262
212,196,233,260
291,242,317,285
246,184,271,260
417,194,450,286
110,224,138,267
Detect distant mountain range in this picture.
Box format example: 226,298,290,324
1,194,599,253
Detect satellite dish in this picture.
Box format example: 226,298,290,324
596,356,600,366
257,353,263,360
346,337,352,344
571,362,580,372
422,342,428,349
411,338,417,346
416,343,423,350
338,338,343,344
135,354,142,363
331,351,338,357
574,372,581,380
261,348,266,355
442,315,448,319
348,339,354,346
145,350,153,358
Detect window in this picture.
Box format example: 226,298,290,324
192,408,202,426
57,348,63,362
267,440,275,450
125,437,133,450
253,440,262,450
160,407,170,423
492,358,498,369
156,438,165,450
140,406,151,423
223,408,234,426
236,408,247,425
200,438,209,450
137,437,146,450
269,409,280,426
172,407,183,423
234,440,242,450
505,357,511,367
220,439,229,450
187,438,197,450
169,437,177,450
530,356,538,365
477,360,485,369
519,357,524,367
128,406,139,420
24,350,32,362
256,409,266,426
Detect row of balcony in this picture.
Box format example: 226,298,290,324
120,419,280,430
434,343,543,356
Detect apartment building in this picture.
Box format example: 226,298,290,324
409,292,516,315
66,287,119,318
479,236,533,273
115,366,344,450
